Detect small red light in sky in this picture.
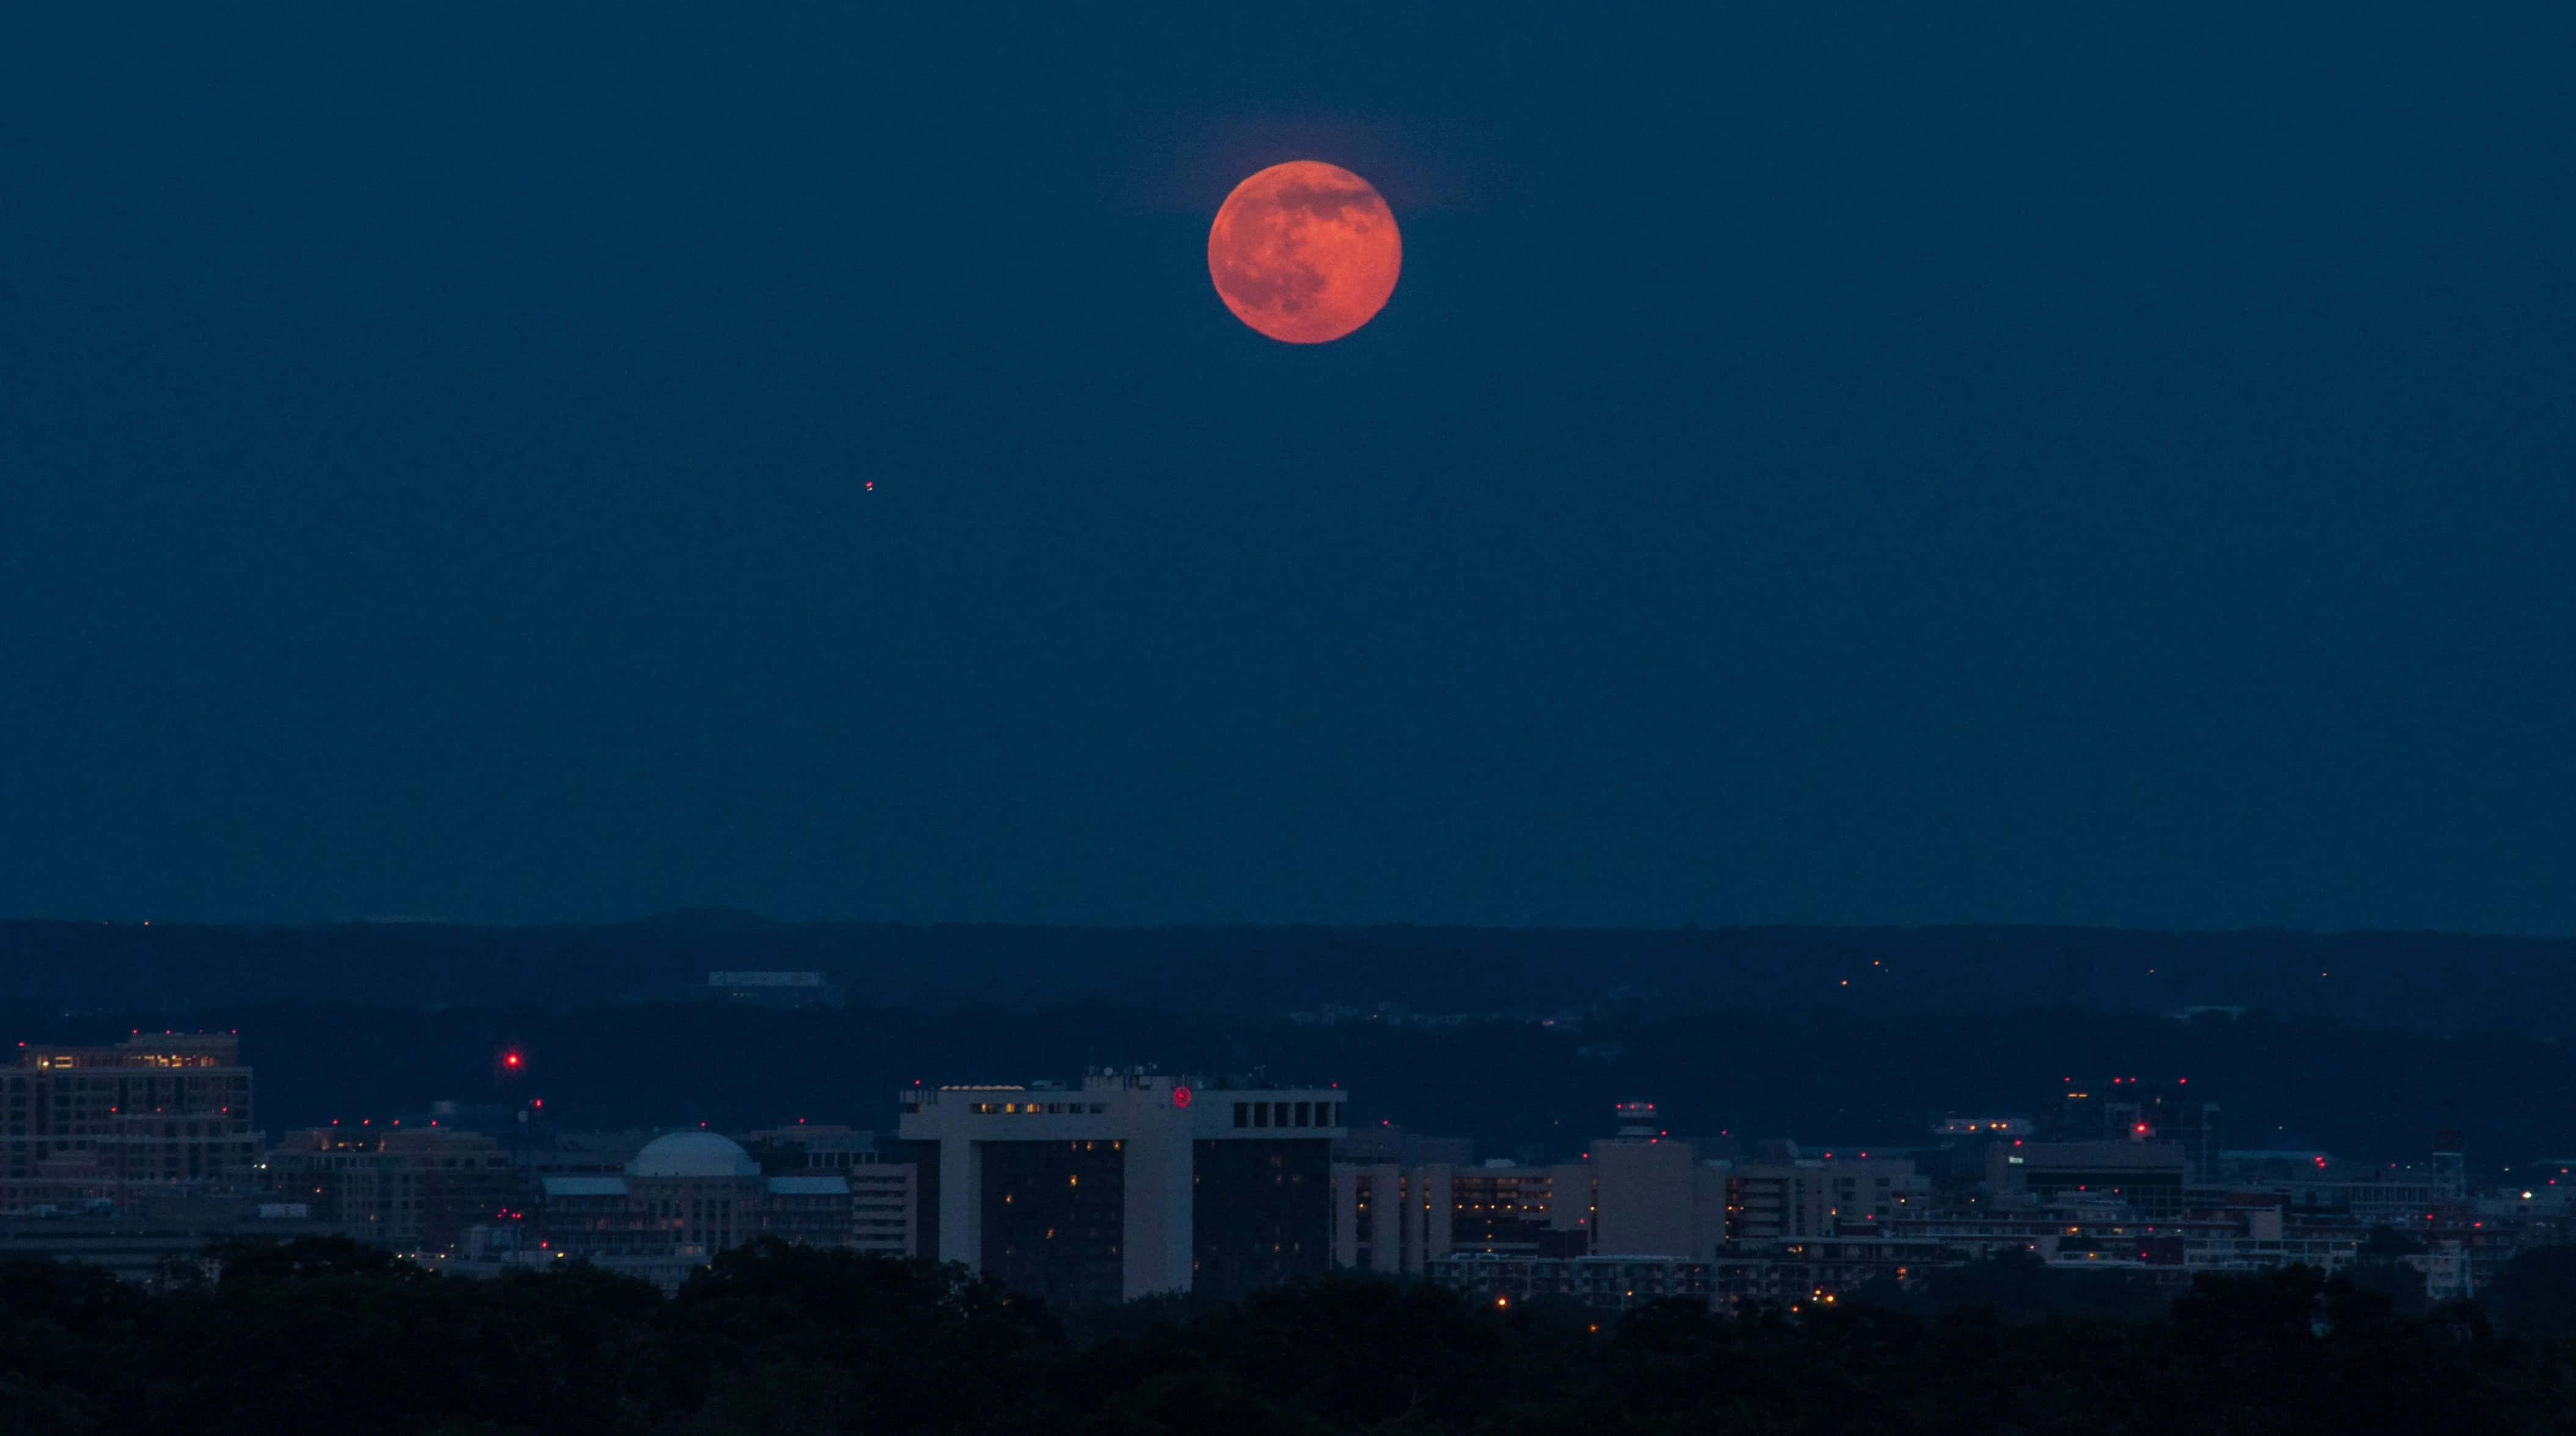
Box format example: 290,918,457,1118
503,1052,522,1068
865,481,874,490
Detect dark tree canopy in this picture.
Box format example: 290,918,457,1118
1,1242,2574,1434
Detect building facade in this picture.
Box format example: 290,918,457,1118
897,1071,1343,1303
1991,1141,2190,1218
4,1033,261,1211
1333,1160,1593,1273
1725,1157,1928,1243
263,1125,529,1255
744,1123,879,1173
2054,1080,2221,1183
1332,1107,1929,1280
539,1131,917,1264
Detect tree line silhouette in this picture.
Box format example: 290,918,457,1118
4,1237,2575,1433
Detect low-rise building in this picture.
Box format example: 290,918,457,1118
0,1193,335,1283
537,1130,919,1288
744,1123,879,1173
1428,1253,1717,1311
263,1125,529,1256
1990,1141,2190,1218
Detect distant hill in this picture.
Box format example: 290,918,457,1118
0,920,2570,1035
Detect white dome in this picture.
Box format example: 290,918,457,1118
628,1131,760,1178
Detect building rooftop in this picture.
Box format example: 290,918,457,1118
540,1176,628,1197
766,1176,851,1195
628,1132,760,1179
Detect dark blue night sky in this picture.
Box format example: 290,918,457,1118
4,8,2571,930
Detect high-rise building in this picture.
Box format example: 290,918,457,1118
1593,1131,1723,1257
1723,1156,1926,1243
2054,1079,2220,1182
897,1071,1344,1304
2,1033,261,1211
1331,1158,1593,1272
1450,1162,1593,1258
1334,1161,1449,1274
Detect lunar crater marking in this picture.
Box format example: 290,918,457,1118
1207,161,1402,344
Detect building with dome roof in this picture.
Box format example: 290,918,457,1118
628,1131,764,1179
534,1128,916,1286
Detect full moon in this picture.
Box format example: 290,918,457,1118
1207,161,1402,344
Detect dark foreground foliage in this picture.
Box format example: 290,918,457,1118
5,1239,2576,1435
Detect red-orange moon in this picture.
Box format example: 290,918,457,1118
1207,161,1402,344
